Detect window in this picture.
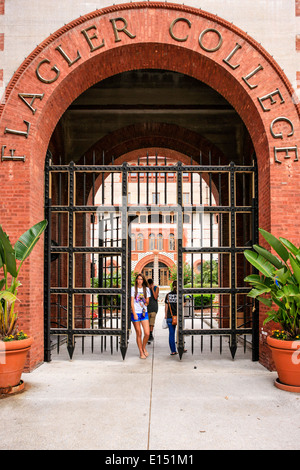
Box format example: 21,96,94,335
149,213,163,223
131,234,136,251
157,233,163,250
183,193,190,204
165,213,176,224
169,233,175,251
137,234,144,251
152,192,160,204
149,233,155,250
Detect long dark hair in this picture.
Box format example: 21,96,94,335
134,273,148,299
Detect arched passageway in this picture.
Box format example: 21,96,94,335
0,3,299,369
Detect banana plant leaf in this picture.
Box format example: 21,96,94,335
253,244,284,269
244,274,261,283
256,295,273,307
259,228,289,262
289,254,300,286
282,283,300,297
0,226,17,278
14,220,48,263
247,286,271,298
272,297,286,310
0,290,17,303
274,266,290,281
7,279,22,295
263,312,281,325
279,237,299,256
245,230,300,339
244,274,272,291
244,250,275,278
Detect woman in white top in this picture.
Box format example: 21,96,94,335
131,273,151,359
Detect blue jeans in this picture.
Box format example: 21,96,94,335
167,318,177,353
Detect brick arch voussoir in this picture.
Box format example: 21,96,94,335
80,122,226,165
1,2,298,122
134,254,175,275
27,42,270,171
0,2,298,175
86,145,220,207
83,124,224,206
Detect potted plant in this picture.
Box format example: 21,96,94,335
244,228,300,392
0,220,47,395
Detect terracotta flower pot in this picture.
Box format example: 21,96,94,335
267,336,300,392
0,337,33,390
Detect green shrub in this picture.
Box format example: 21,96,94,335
191,293,215,307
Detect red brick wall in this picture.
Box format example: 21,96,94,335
0,1,3,91
297,0,300,94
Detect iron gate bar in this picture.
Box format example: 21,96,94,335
50,289,123,294
230,162,237,358
251,160,259,361
48,164,256,172
44,151,52,362
44,154,258,361
177,162,184,358
49,328,124,335
67,161,75,359
182,328,252,336
48,248,123,253
120,163,128,359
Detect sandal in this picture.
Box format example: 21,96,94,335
170,352,178,355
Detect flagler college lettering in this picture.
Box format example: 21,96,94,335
2,15,298,164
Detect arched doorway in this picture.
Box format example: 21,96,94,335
142,262,171,287
0,3,299,369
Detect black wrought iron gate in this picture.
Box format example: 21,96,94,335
44,152,259,361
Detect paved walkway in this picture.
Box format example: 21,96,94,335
1,305,300,451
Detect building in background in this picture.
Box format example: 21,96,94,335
92,155,218,286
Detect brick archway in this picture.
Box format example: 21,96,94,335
0,2,299,369
87,146,221,206
134,253,175,275
78,122,228,165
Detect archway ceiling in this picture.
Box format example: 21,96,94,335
54,70,247,163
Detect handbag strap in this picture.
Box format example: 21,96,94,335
167,294,174,317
